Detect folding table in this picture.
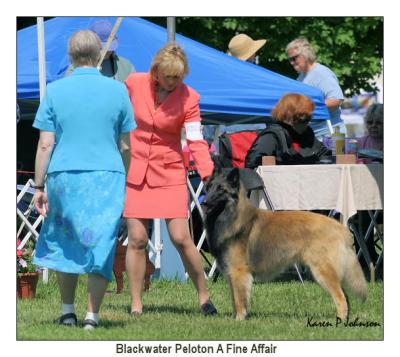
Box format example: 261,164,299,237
251,163,383,280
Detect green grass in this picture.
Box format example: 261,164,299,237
17,272,383,341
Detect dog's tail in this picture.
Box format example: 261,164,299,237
342,234,368,301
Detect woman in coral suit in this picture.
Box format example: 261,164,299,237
124,44,217,316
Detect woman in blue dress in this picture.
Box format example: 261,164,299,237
32,30,135,329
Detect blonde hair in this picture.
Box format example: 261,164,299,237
150,43,189,81
286,37,317,64
68,30,102,67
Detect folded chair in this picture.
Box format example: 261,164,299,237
184,152,217,279
17,179,48,282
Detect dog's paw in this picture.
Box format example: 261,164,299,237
235,312,247,321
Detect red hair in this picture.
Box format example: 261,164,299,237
271,93,315,125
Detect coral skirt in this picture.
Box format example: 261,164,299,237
124,178,189,219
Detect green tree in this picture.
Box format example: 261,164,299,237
146,17,383,96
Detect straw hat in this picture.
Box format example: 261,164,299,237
228,34,267,61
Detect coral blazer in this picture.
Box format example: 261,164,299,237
125,73,214,187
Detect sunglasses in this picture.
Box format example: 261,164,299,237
288,54,300,63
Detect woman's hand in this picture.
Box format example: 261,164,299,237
34,190,49,217
33,130,55,218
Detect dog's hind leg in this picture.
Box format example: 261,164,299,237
226,267,253,321
308,263,348,320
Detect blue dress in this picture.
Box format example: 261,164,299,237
32,67,136,281
33,171,125,281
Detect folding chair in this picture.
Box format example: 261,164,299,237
17,179,48,283
347,210,383,281
185,157,217,279
219,130,261,168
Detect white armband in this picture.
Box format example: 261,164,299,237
185,122,204,141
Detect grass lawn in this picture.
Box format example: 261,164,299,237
17,271,383,341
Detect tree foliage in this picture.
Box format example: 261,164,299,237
146,17,383,96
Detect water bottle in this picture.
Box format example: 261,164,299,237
331,127,345,156
345,138,358,155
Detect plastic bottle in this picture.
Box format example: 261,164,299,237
322,136,333,151
345,138,358,155
331,127,345,156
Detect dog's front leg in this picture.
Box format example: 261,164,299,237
226,268,253,321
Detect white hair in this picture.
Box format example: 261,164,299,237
364,103,383,123
286,37,317,63
68,30,102,67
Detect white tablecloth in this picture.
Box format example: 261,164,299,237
252,164,383,225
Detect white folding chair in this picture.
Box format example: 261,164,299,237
17,179,48,283
120,219,161,270
185,165,219,280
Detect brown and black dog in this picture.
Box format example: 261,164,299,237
203,164,367,320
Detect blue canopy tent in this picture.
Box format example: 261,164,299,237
16,17,334,280
17,16,330,127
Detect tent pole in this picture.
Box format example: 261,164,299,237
97,17,123,69
36,17,49,285
167,17,175,43
37,17,47,101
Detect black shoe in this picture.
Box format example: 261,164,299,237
59,313,77,326
201,300,217,316
83,318,98,330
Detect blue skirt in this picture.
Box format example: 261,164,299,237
33,171,125,281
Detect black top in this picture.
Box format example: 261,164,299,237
245,122,331,168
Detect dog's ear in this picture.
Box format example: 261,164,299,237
211,154,223,175
226,168,240,189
